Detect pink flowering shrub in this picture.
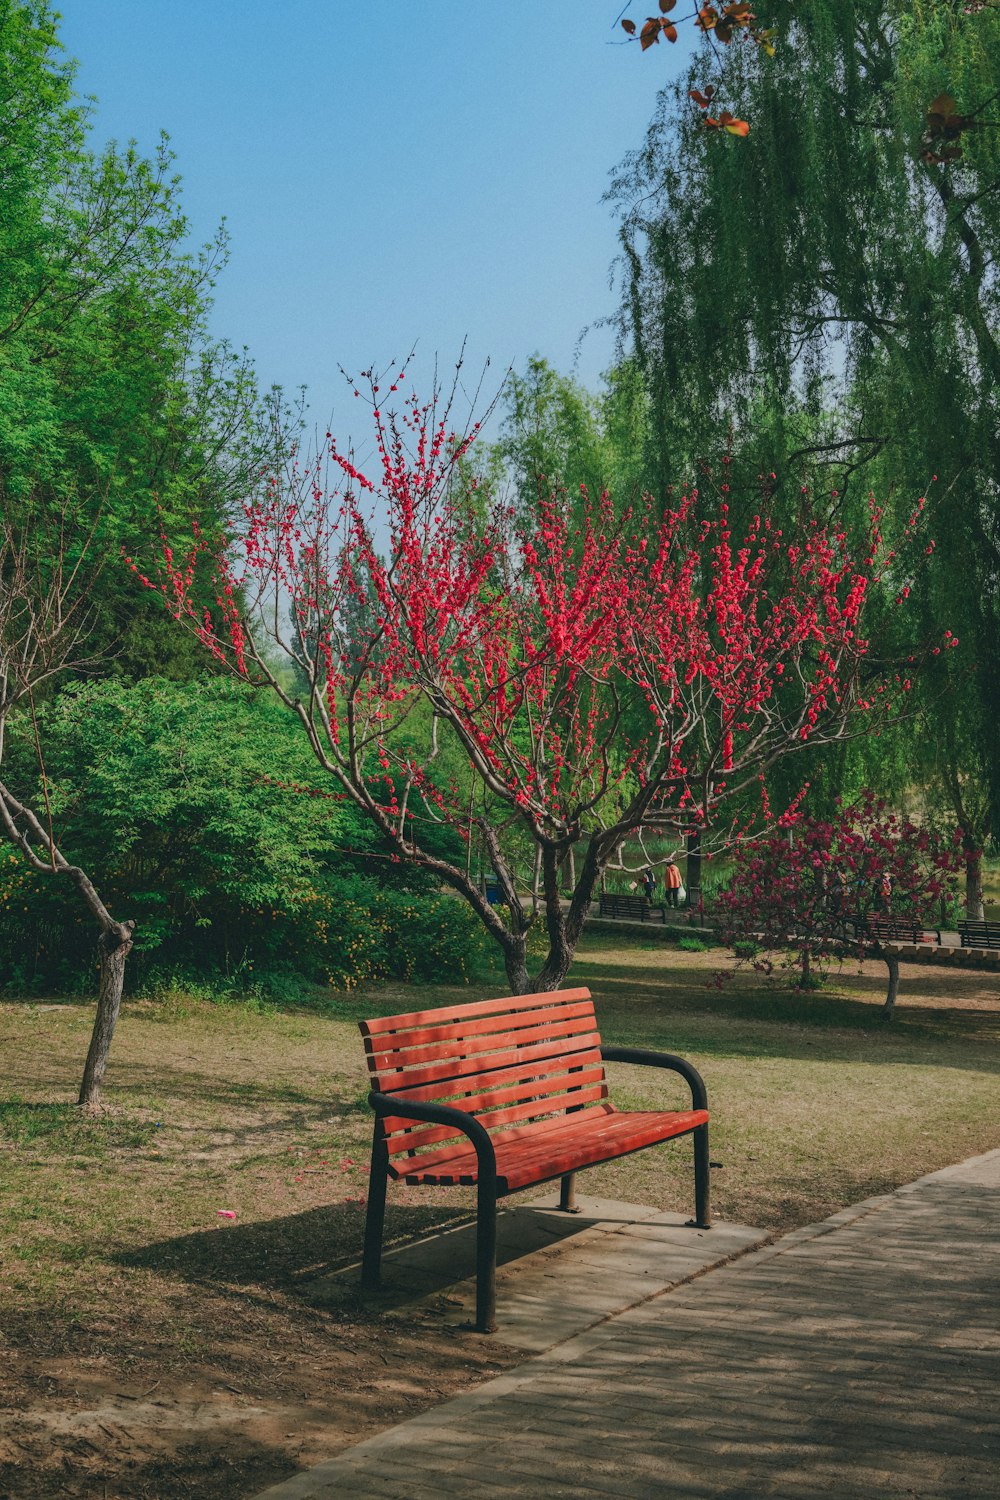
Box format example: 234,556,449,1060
717,791,964,1013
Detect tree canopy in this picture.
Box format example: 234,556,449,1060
0,0,280,676
610,0,1000,875
140,378,933,993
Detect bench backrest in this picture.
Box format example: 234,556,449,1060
958,921,1000,948
868,918,920,942
360,988,609,1169
601,894,650,914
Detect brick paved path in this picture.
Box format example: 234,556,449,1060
257,1151,1000,1500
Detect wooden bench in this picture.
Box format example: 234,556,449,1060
957,920,1000,950
359,987,710,1332
598,892,665,924
848,916,939,945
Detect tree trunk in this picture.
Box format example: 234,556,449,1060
965,845,985,922
78,920,135,1108
500,929,530,995
531,947,573,994
881,950,900,1020
686,831,702,914
800,947,811,987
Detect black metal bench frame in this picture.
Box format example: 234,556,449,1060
957,920,1000,950
598,893,666,924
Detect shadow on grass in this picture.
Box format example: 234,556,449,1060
115,1199,473,1300
98,1060,355,1113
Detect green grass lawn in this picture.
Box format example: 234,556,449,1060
2,935,999,1498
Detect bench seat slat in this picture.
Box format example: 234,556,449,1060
360,988,593,1038
364,999,598,1066
395,1107,709,1190
388,1103,615,1178
373,1031,603,1093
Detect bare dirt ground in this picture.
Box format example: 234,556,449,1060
3,943,1000,1499
0,1286,515,1498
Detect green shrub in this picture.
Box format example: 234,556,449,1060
677,934,709,953
0,679,487,997
796,971,826,992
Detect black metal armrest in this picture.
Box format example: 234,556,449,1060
368,1090,498,1175
600,1046,708,1113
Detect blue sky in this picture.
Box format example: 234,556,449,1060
58,2,689,433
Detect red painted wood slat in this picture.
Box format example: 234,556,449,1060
363,1000,598,1068
396,1109,709,1189
380,1064,607,1146
387,1048,605,1107
371,1031,602,1094
367,1024,599,1089
387,1103,615,1179
360,988,592,1037
381,1081,610,1156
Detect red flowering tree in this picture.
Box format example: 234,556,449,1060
717,793,964,1016
133,374,934,995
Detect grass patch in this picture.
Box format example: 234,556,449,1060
1,939,999,1497
0,1097,155,1153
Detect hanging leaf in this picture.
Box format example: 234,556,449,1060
621,17,637,33
715,19,735,43
662,20,678,42
696,6,719,31
689,87,715,108
720,111,750,137
705,110,750,137
640,16,661,48
723,2,756,21
658,0,677,12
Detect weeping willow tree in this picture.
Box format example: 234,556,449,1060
610,0,1000,912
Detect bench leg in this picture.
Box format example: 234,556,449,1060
361,1126,389,1292
475,1172,498,1333
692,1122,711,1229
558,1172,580,1212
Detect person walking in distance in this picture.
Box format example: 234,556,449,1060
874,869,893,914
664,858,683,908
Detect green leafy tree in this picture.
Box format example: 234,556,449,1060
1,678,363,977
0,0,282,677
611,0,1000,903
491,356,652,517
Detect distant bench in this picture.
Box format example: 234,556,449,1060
598,892,665,924
847,916,939,946
957,920,1000,950
358,987,710,1332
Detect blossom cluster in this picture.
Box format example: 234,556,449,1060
132,383,938,877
